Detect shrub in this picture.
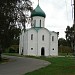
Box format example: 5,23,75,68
5,45,19,53
58,46,72,53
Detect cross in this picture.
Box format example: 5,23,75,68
38,0,39,5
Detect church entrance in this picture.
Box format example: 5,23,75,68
41,47,45,56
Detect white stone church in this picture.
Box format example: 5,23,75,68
19,4,58,56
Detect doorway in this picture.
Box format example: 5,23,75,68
41,47,45,56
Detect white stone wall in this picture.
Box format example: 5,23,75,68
19,28,58,56
27,29,37,56
23,31,28,55
50,32,58,56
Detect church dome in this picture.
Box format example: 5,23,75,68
31,5,46,18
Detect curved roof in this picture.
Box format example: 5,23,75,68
31,5,46,18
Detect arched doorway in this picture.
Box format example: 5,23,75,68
41,47,45,56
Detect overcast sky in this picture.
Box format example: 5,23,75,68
31,0,73,39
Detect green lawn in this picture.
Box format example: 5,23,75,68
25,57,75,75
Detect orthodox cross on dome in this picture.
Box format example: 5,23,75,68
38,0,39,4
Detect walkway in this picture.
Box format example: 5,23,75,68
0,55,50,75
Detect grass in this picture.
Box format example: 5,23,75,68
59,53,73,56
25,57,75,75
3,53,19,56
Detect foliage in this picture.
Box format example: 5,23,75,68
58,38,67,46
58,46,72,53
65,25,74,50
3,53,19,56
15,0,33,29
0,0,33,49
5,45,19,53
59,53,73,56
25,57,75,75
58,38,72,53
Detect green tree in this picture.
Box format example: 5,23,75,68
65,25,74,52
16,0,33,29
58,38,67,46
0,0,33,49
58,38,72,53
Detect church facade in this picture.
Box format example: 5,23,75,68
19,4,58,56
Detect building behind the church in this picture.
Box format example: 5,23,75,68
19,4,58,56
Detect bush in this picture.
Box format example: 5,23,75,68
9,48,15,53
5,45,19,53
58,46,72,53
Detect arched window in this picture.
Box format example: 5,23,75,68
42,35,44,41
40,20,41,27
52,36,54,41
31,34,33,40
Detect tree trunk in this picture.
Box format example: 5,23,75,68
0,48,2,61
0,53,2,61
74,0,75,55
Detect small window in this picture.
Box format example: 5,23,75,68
52,48,54,50
40,20,41,27
52,36,54,41
42,35,44,41
31,34,33,40
31,48,33,50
